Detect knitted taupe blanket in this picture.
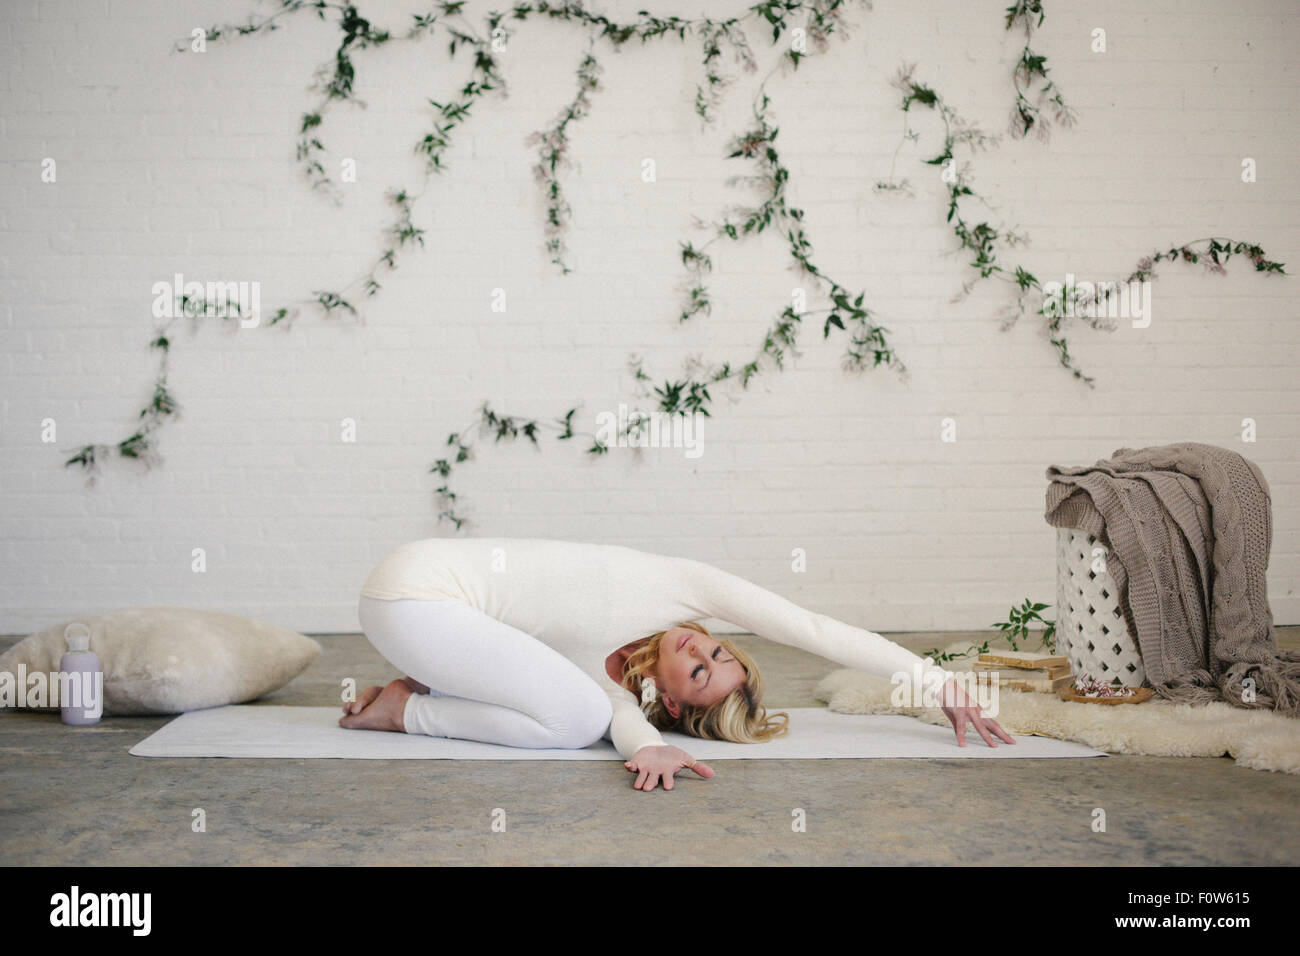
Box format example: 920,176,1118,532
1044,442,1300,716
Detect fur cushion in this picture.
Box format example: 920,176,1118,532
0,606,321,715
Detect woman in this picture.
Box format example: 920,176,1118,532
341,538,1012,791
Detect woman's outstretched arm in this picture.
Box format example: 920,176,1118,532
672,555,1014,748
675,556,952,689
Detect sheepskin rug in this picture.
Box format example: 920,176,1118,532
813,643,1300,775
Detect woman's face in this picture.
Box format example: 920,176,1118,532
653,626,747,717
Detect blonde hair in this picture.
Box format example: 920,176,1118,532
620,621,789,745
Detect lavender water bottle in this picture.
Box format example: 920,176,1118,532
59,622,102,726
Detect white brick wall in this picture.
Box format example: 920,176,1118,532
2,0,1297,634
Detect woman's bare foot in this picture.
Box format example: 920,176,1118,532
400,676,430,695
342,684,384,716
338,679,412,732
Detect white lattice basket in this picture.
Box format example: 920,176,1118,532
1055,528,1146,688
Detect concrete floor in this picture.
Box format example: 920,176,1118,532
2,628,1298,866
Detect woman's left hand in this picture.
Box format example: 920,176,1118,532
937,676,1015,748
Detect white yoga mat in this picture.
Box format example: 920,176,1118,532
129,705,1106,760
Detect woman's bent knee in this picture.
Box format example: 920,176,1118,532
552,688,613,749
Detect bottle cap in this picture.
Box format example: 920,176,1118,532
64,622,91,652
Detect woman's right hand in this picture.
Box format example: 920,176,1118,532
624,745,714,792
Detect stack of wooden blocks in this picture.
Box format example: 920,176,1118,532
972,649,1072,693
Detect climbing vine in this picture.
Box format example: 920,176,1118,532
431,392,677,528
63,292,252,480
432,403,586,529
529,48,601,275
883,63,1285,385
669,88,906,385
68,0,876,481
1003,0,1076,141
1019,236,1286,375
66,0,1287,535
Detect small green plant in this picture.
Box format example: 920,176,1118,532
920,637,993,666
921,597,1057,663
992,598,1056,652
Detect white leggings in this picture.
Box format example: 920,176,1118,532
356,595,614,749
